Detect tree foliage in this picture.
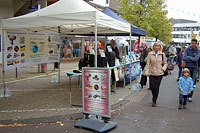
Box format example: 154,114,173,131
118,0,174,44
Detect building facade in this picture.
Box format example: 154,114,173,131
0,0,49,63
171,19,199,45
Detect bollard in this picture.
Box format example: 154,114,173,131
41,63,47,73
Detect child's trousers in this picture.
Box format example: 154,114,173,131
179,94,188,105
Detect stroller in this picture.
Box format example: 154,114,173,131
166,55,175,74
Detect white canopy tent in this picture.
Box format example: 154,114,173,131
2,0,130,67
2,0,130,35
1,0,131,97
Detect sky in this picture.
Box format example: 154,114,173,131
91,0,200,22
166,0,200,22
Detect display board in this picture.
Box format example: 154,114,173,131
83,68,111,118
4,30,60,69
125,61,141,83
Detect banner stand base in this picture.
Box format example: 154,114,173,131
130,83,142,91
75,118,118,133
0,87,11,98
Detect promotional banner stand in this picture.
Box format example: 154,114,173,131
75,117,118,133
75,68,117,132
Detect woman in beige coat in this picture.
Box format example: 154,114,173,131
144,42,168,107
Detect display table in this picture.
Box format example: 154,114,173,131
66,72,82,107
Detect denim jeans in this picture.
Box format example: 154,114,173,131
187,67,198,85
187,67,197,98
178,67,182,79
179,94,188,105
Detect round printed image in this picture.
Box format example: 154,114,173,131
8,35,16,45
14,46,19,52
7,46,13,51
7,53,12,59
21,53,25,57
94,84,99,90
49,50,53,54
32,45,38,53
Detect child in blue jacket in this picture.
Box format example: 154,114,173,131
178,68,194,109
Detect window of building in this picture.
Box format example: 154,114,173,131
193,27,198,31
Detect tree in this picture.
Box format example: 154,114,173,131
118,0,174,44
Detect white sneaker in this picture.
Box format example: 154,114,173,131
137,84,142,88
188,98,192,102
194,85,196,88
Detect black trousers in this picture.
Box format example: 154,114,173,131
149,75,163,103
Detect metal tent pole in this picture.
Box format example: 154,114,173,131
81,37,84,58
129,25,132,86
94,22,98,67
2,29,6,97
16,67,18,78
58,27,61,83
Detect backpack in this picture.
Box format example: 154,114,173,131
163,46,169,57
78,59,85,70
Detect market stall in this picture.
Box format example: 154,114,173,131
1,1,132,130
1,1,144,131
2,0,130,69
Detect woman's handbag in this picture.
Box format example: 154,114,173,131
167,64,174,70
162,53,168,76
163,68,168,76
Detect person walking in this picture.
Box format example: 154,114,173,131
139,42,149,89
144,42,168,107
176,46,186,81
183,38,199,102
178,68,193,109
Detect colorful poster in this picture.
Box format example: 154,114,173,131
47,32,61,62
125,61,141,83
4,30,27,68
4,30,60,70
26,32,47,64
83,68,111,118
125,63,130,83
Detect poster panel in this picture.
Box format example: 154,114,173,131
131,62,136,80
83,68,111,118
125,61,141,83
125,63,130,83
135,61,141,76
4,30,60,69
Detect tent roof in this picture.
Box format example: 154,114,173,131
102,7,147,36
2,0,130,35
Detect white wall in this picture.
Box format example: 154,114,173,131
91,0,109,7
0,0,14,64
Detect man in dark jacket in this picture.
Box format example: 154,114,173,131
139,42,149,88
183,38,200,102
176,46,185,81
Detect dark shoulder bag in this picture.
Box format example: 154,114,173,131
162,53,168,76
